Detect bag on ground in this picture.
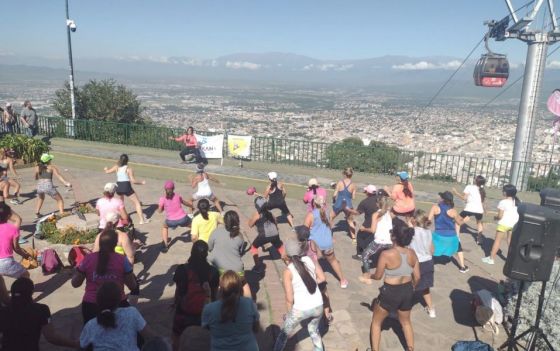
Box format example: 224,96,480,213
472,289,503,335
452,341,494,351
68,246,91,267
41,249,63,275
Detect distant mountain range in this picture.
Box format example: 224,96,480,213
3,51,560,99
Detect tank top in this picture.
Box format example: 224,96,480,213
117,166,130,182
268,186,284,205
374,211,393,245
310,208,332,251
196,174,212,197
334,180,353,210
255,214,278,238
39,167,53,180
435,203,456,236
287,256,323,311
385,251,414,277
0,160,8,169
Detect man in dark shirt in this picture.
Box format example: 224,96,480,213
20,100,38,137
352,185,381,259
0,277,78,351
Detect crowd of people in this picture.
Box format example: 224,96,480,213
0,139,520,351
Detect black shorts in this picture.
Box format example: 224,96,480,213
251,234,283,249
116,181,135,197
415,260,434,291
266,201,291,216
459,211,483,221
376,282,414,312
357,230,374,254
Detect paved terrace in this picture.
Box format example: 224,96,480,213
6,138,534,351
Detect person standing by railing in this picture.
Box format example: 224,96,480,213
169,126,202,164
2,103,16,134
20,100,38,137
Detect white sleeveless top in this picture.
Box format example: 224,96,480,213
117,166,130,182
195,174,212,197
288,256,323,311
374,211,393,245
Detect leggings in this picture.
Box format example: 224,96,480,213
273,305,324,351
361,242,392,273
179,147,201,162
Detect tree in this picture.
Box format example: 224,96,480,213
52,79,145,123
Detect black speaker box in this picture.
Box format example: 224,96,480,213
503,203,560,282
540,188,560,209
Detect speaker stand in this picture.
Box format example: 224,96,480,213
500,281,555,351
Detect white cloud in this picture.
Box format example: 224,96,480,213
302,63,354,72
548,60,560,69
392,60,462,71
0,51,14,57
225,61,261,70
146,56,169,64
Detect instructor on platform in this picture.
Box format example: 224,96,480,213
169,126,202,164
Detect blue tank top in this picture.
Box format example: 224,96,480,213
435,203,456,236
310,208,333,251
333,180,353,211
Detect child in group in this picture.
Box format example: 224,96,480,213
482,184,520,265
453,175,486,244
409,209,436,318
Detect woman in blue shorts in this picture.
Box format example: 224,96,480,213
157,180,193,252
331,167,357,242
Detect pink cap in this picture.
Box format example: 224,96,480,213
164,180,175,189
363,184,377,194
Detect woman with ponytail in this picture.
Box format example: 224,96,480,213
304,195,348,289
263,171,294,229
385,171,415,219
303,178,327,213
202,271,259,351
191,198,222,243
453,175,486,244
0,277,79,350
208,210,251,297
274,239,324,351
248,196,284,271
80,281,153,350
331,168,357,242
93,212,135,265
72,230,138,324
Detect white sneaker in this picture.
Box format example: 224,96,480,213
426,307,436,318
481,257,495,265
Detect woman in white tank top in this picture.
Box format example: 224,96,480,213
191,163,223,212
104,154,150,224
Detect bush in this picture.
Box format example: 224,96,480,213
39,204,98,245
0,134,49,164
417,174,456,182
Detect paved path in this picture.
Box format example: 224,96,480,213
1,139,514,350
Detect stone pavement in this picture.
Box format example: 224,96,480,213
2,139,515,350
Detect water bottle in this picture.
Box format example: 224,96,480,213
37,252,42,265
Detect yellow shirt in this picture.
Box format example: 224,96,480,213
191,211,222,243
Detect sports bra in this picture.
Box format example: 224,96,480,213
385,251,414,277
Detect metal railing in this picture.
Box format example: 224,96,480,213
35,116,560,191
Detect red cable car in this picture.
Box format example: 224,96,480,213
474,54,509,87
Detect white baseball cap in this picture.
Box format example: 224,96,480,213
5,103,11,108
267,171,277,180
104,182,117,193
363,184,377,194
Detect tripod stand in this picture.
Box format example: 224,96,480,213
499,281,555,351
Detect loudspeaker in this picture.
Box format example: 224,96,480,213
540,188,560,209
503,203,560,282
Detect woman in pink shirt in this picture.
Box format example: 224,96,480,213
385,171,415,218
96,183,129,230
303,178,327,213
169,126,201,164
0,203,31,281
157,180,193,252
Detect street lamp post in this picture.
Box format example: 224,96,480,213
65,0,77,131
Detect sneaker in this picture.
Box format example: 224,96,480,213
351,238,357,246
459,265,470,273
160,242,168,253
340,279,349,289
18,237,28,244
358,276,373,285
9,198,20,205
482,257,495,265
352,254,362,261
426,307,436,318
139,217,151,225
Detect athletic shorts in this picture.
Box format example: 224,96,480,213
416,260,434,291
459,211,483,221
266,201,291,216
116,181,135,197
496,224,513,233
193,192,216,201
251,234,283,250
0,257,27,278
376,281,414,312
37,179,58,198
165,216,191,229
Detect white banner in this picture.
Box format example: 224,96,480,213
195,134,224,159
228,135,252,158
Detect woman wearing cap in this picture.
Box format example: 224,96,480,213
168,126,201,164
331,167,357,242
452,175,486,244
305,195,348,289
370,220,420,351
273,239,324,351
248,196,284,271
303,178,327,213
2,103,16,134
0,148,21,205
157,180,193,253
93,212,135,265
104,154,150,225
385,171,415,219
191,163,223,213
263,171,294,229
353,185,382,259
96,183,129,231
35,153,70,218
429,191,469,273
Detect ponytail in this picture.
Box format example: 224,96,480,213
475,175,486,202
219,271,242,323
291,255,317,294
319,205,328,225
502,184,520,206
224,211,241,238
402,180,413,198
270,179,278,191
96,230,118,275
96,282,121,329
311,185,318,195
197,199,210,221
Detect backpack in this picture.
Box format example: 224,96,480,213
471,289,503,335
41,249,64,275
68,246,91,267
452,341,494,351
179,268,211,315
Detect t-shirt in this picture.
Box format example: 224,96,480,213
357,195,379,228
0,303,51,351
391,183,415,213
77,252,133,303
80,307,146,351
0,222,19,259
463,184,484,214
201,297,259,351
498,198,519,228
159,193,187,221
303,187,327,213
173,263,220,314
409,227,433,263
96,197,125,229
208,227,245,273
191,212,221,243
21,108,37,126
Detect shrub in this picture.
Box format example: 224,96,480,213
39,204,98,245
417,174,456,182
0,134,49,164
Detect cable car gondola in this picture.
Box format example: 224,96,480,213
474,33,509,88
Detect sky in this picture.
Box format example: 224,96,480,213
0,0,551,63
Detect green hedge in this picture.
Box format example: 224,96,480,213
0,134,49,164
